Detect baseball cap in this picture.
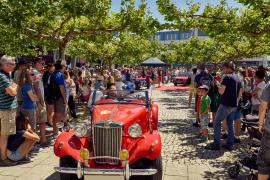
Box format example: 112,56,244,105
198,85,209,90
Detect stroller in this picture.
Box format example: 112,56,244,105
227,114,262,179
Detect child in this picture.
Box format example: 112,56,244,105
199,85,211,142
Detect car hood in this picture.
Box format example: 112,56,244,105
92,104,147,126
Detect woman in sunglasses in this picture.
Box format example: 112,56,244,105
20,69,38,131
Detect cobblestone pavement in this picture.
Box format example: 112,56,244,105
0,89,252,180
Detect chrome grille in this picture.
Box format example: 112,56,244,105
93,121,122,165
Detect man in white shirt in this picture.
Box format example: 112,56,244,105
251,70,266,113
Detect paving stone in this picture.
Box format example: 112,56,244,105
164,175,188,180
0,176,16,180
165,164,188,176
0,166,30,177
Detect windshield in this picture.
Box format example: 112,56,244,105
90,90,149,106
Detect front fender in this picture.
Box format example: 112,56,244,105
129,131,161,164
54,130,89,162
151,104,158,130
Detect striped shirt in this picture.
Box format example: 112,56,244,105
0,70,17,110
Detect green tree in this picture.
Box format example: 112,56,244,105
0,0,159,61
157,0,270,63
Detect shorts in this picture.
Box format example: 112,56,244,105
0,109,16,135
54,98,67,113
257,131,270,175
21,108,37,130
234,110,241,120
200,114,209,129
36,105,47,124
8,148,23,162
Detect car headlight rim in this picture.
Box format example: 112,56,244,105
74,124,89,137
128,123,142,138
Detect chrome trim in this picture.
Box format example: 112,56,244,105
55,162,157,180
93,121,123,165
87,156,120,160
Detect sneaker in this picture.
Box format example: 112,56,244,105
46,122,52,127
208,122,213,127
222,144,234,151
234,137,241,143
19,156,32,163
192,122,200,127
0,159,18,166
221,133,228,139
205,143,221,150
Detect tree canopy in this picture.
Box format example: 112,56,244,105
157,0,270,64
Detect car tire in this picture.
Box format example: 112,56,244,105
130,156,163,180
60,156,82,180
149,156,163,180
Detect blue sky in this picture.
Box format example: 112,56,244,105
112,0,241,23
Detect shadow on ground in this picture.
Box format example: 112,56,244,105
157,90,252,180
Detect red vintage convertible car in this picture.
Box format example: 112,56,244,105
54,90,162,180
173,72,191,86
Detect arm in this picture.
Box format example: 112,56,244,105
5,83,18,96
23,130,40,142
259,100,267,134
33,82,45,106
27,90,38,102
218,85,226,95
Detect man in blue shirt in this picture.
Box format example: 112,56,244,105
0,55,18,166
206,62,242,151
51,61,68,136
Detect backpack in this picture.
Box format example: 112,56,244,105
47,72,61,102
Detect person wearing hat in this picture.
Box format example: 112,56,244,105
206,61,242,151
198,85,211,142
193,64,213,127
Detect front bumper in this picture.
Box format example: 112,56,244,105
55,161,157,180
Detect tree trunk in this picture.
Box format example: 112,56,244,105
59,43,66,64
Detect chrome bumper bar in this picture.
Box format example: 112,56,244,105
55,161,157,180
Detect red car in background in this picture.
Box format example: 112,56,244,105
173,72,191,86
54,90,162,180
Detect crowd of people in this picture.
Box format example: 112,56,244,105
189,62,270,180
0,55,183,166
0,54,269,178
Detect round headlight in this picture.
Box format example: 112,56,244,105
74,125,88,137
128,123,142,138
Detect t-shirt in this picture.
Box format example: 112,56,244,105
194,72,213,87
69,79,76,97
33,69,44,101
42,71,52,99
0,70,17,110
220,73,242,107
200,95,211,114
260,84,270,133
251,81,266,105
7,130,26,151
54,70,67,99
21,83,36,109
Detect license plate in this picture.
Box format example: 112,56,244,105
84,175,125,180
